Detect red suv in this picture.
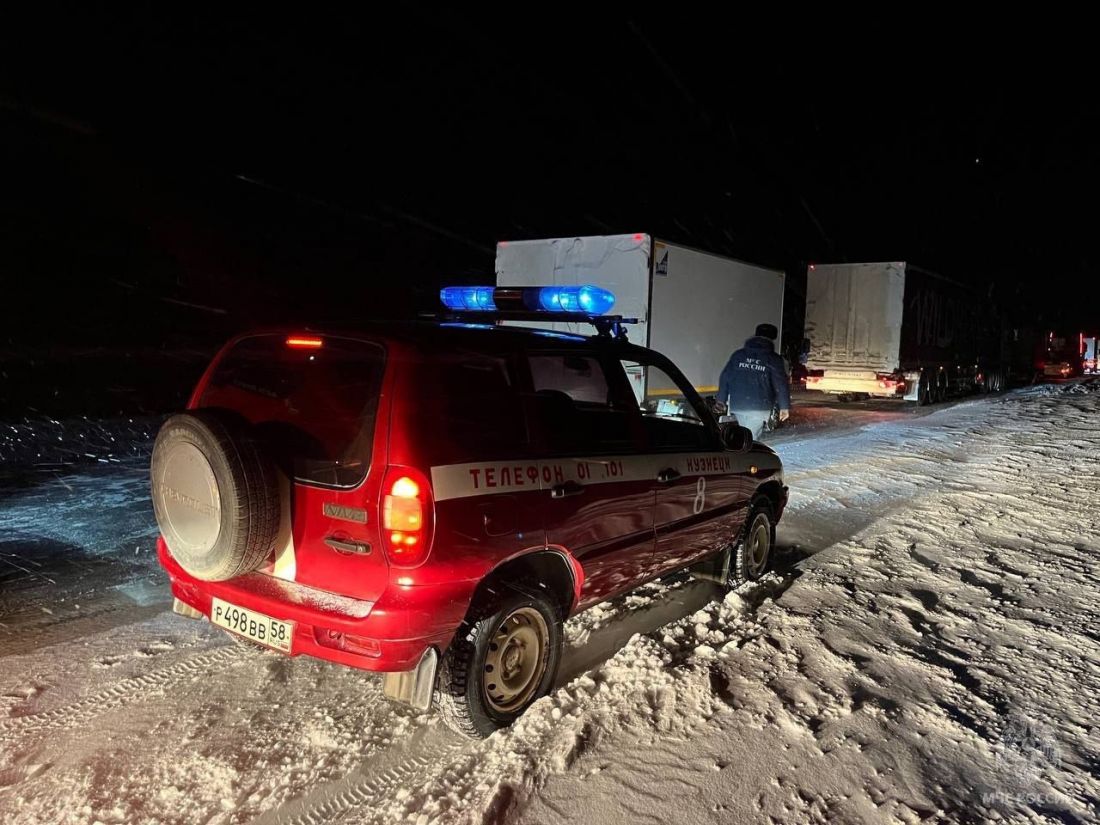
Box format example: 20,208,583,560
152,288,787,738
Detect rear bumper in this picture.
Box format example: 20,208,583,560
805,372,905,397
158,538,472,673
1042,363,1079,378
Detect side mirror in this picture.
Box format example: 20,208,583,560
720,422,754,453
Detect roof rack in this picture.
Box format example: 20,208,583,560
429,310,639,340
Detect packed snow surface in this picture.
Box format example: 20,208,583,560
1,383,1098,823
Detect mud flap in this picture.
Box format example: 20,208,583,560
690,546,731,586
903,371,922,402
172,597,204,620
382,647,439,711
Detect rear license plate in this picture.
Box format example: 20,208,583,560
211,598,294,652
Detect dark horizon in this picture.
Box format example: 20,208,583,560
3,14,1098,355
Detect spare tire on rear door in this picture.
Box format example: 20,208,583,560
151,410,280,581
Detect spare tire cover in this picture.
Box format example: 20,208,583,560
151,411,280,581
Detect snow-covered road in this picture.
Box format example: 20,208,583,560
1,385,1098,823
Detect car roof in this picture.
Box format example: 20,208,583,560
262,320,656,359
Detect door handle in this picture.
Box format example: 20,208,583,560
550,481,585,499
657,468,681,483
324,536,371,556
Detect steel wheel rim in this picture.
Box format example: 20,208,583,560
747,515,771,575
483,606,549,714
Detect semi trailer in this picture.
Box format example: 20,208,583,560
803,261,1007,403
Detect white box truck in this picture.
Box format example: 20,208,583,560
494,233,785,402
804,262,1007,403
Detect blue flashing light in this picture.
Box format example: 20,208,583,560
439,283,617,316
537,285,616,315
440,286,496,311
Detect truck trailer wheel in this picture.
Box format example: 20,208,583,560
918,370,934,406
436,590,562,739
934,371,948,403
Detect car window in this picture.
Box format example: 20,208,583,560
621,359,711,451
407,352,529,463
529,354,610,405
527,353,639,455
200,334,385,487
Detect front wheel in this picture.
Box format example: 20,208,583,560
730,499,775,586
436,590,562,739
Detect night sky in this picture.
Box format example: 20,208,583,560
3,14,1097,375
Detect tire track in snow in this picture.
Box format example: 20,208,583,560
0,598,170,659
251,726,467,825
0,643,246,740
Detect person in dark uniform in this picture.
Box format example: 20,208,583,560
717,323,791,440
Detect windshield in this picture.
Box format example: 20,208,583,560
199,334,385,487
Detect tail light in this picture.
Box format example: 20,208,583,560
877,376,905,391
313,627,382,658
805,375,822,385
381,466,434,567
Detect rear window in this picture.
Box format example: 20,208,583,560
200,334,385,487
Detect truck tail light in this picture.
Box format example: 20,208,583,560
805,375,821,385
877,376,905,391
381,467,434,567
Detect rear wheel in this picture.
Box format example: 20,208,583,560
729,499,775,587
436,589,562,739
918,370,933,406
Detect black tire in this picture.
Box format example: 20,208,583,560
918,370,933,406
436,589,562,739
729,498,775,587
150,410,280,582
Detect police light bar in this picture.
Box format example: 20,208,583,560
440,285,616,315
439,286,496,311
